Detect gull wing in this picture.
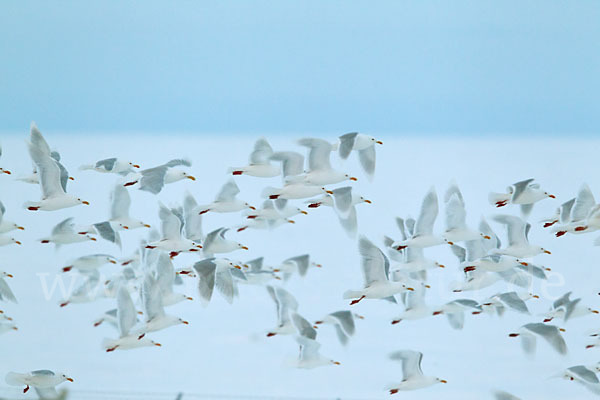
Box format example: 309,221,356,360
193,259,217,304
110,185,131,220
571,183,596,222
156,253,175,296
159,203,182,240
139,166,168,194
28,133,64,198
245,257,264,273
358,145,376,177
329,310,356,336
297,138,333,171
511,178,535,202
249,137,273,164
291,312,317,340
116,286,137,337
331,187,353,216
164,159,191,168
445,193,466,231
389,350,424,380
270,151,304,178
358,236,388,286
497,292,529,314
284,254,310,277
141,274,165,321
0,277,17,303
215,269,235,304
414,187,438,236
338,132,358,159
524,323,567,355
95,157,117,171
183,192,203,241
493,215,527,247
215,180,240,202
51,218,75,236
568,365,600,384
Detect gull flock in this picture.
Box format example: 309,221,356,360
1,125,600,399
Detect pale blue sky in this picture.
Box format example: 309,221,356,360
1,1,599,135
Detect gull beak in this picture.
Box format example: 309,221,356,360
300,210,308,215
287,220,295,224
483,235,491,240
543,250,552,254
273,269,280,273
520,262,529,266
349,177,358,181
2,170,11,174
315,264,322,268
438,264,445,268
314,321,323,325
249,206,256,210
440,379,447,384
186,176,196,181
186,297,194,301
446,241,454,245
133,164,141,168
548,194,556,198
560,328,566,332
6,274,13,278
532,295,540,299
66,378,74,383
155,342,162,347
122,226,129,230
82,201,90,205
326,190,334,194
109,260,117,264
364,199,372,204
17,226,25,230
144,224,151,228
12,326,18,330
592,310,600,314
376,140,383,145
15,241,21,245
69,177,75,181
241,246,249,250
234,265,242,270
243,264,249,269
196,244,203,248
90,237,97,241
182,320,189,325
333,361,341,365
425,284,431,288
406,287,415,291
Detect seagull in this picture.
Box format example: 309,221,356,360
489,178,555,216
541,197,575,228
319,186,372,237
193,258,245,305
543,292,599,323
202,227,248,255
508,322,567,355
0,144,11,175
134,274,189,336
337,132,382,179
103,286,162,352
265,285,299,337
552,184,596,236
306,187,371,215
262,182,333,200
79,157,140,174
145,203,202,255
5,370,73,395
480,291,538,316
343,236,414,305
274,254,321,281
387,350,447,393
239,257,279,285
229,137,280,177
432,299,482,330
492,215,551,258
39,218,97,248
0,271,17,303
384,228,445,274
62,254,117,273
123,159,195,194
298,138,357,185
198,180,255,214
246,199,307,221
24,124,90,211
0,200,25,233
314,310,362,345
289,313,340,368
391,187,446,250
558,365,600,395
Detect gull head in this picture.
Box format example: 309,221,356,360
360,196,372,204
179,318,189,325
76,197,90,206
545,191,556,199
60,374,74,383
128,162,141,169
239,243,249,250
345,174,358,182
436,378,447,384
245,203,256,210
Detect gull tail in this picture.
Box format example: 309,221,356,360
5,372,23,386
343,290,363,300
